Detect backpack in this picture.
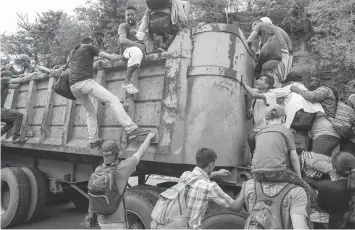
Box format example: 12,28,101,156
52,46,80,100
88,164,124,215
259,35,282,70
245,181,297,229
150,176,201,229
290,109,316,132
329,100,355,139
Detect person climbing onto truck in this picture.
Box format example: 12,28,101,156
290,76,341,156
317,151,355,229
247,17,292,88
137,0,190,53
69,37,150,148
118,6,145,95
1,73,34,144
250,104,313,220
245,74,275,158
166,148,246,229
89,132,157,230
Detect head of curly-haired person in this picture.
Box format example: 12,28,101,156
196,148,217,175
125,5,138,26
332,151,355,228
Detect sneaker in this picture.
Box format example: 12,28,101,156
90,139,103,148
13,137,29,144
127,128,151,140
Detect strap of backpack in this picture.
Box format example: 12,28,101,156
62,45,81,70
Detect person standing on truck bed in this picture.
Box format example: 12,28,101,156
317,151,355,229
68,37,150,148
118,6,145,95
1,73,34,144
92,132,156,229
247,17,292,88
290,76,340,157
177,148,247,229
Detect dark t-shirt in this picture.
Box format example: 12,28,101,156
69,44,100,86
1,77,11,107
97,156,139,224
254,22,288,51
118,23,144,50
252,124,296,172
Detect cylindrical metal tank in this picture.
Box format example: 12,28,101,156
185,24,256,167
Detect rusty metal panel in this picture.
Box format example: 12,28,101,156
106,80,126,100
34,89,48,107
100,127,122,141
48,126,64,139
139,64,165,76
15,91,29,108
31,107,45,125
137,76,164,101
105,69,126,81
50,106,67,125
72,126,88,140
134,102,161,126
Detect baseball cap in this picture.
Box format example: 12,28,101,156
15,54,31,62
260,17,273,24
265,104,286,120
102,140,119,157
249,18,262,29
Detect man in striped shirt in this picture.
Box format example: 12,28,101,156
179,148,245,229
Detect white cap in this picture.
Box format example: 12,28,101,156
260,17,273,24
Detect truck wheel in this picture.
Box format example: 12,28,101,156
125,190,158,229
128,185,164,198
21,167,48,222
70,188,89,212
202,210,247,229
1,167,31,228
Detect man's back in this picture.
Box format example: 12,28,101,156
244,179,308,229
1,77,11,107
252,124,295,172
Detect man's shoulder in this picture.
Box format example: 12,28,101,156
118,23,130,32
245,179,305,197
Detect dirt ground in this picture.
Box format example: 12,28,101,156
10,176,173,229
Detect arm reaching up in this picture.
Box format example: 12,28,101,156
98,52,124,61
133,132,157,161
290,150,302,178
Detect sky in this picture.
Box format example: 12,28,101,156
0,0,88,33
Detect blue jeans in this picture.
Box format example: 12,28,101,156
1,108,23,140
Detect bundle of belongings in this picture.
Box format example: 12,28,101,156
137,0,189,52
300,151,336,181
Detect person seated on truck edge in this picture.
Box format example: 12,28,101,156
1,73,34,144
68,37,150,148
247,17,292,88
174,148,246,229
91,132,156,230
290,76,340,157
250,104,314,222
317,151,355,229
118,6,145,95
137,0,190,54
245,74,275,159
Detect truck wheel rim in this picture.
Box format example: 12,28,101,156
127,210,145,229
1,182,10,215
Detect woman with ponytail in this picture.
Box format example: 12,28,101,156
317,151,355,228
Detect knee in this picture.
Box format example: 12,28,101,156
105,96,120,106
131,47,143,59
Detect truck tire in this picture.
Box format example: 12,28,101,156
128,185,164,199
125,190,158,229
1,167,31,228
21,167,48,222
202,210,247,229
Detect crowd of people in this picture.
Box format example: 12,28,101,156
1,1,355,229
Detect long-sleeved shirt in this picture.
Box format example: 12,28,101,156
298,86,337,118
